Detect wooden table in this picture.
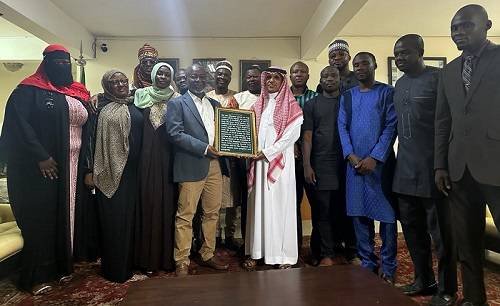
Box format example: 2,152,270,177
122,265,417,306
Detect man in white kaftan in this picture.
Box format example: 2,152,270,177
245,67,303,266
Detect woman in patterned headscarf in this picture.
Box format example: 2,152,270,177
134,63,180,275
93,69,143,283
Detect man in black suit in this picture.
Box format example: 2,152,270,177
435,5,500,306
392,34,457,306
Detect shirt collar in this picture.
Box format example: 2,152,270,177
188,90,204,103
356,81,385,91
269,92,278,100
463,39,490,59
245,90,260,97
291,86,310,97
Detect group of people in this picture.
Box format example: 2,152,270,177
0,4,498,306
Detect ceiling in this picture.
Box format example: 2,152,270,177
0,16,35,37
50,0,322,37
48,0,500,39
340,0,500,37
1,0,499,60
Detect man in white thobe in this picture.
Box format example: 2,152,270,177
245,67,303,268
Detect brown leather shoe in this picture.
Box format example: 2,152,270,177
175,263,189,277
331,255,348,265
319,257,334,267
200,256,229,270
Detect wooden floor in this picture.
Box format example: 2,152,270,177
122,265,418,306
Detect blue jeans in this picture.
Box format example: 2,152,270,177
352,216,397,277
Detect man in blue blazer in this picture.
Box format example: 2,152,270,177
166,64,229,276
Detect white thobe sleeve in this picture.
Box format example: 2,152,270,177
262,117,303,161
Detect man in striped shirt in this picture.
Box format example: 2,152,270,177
290,61,318,260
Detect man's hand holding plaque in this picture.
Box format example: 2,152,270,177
252,151,266,161
206,145,221,159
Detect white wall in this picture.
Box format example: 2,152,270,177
85,37,301,95
304,36,500,87
0,18,48,61
85,35,500,96
2,35,500,126
0,61,39,127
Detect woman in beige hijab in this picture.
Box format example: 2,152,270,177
93,69,143,283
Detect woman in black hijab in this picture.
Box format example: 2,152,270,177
0,44,92,294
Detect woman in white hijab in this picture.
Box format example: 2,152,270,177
134,63,181,275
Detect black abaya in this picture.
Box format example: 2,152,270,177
135,108,177,272
0,85,90,290
96,102,143,283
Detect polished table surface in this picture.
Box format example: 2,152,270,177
122,265,418,306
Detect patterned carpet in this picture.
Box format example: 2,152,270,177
1,235,499,305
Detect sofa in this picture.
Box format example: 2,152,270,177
0,203,23,278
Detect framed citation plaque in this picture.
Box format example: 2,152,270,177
215,108,257,157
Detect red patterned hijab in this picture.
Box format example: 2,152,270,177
20,44,90,102
248,67,302,189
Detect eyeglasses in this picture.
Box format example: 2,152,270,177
188,74,207,81
110,79,129,86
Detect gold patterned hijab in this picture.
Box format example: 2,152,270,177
93,69,132,198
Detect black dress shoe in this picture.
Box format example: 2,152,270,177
380,273,395,285
457,300,489,306
399,282,438,296
59,274,73,283
237,244,245,257
31,283,52,295
216,237,223,249
224,237,240,251
145,271,158,277
429,293,457,306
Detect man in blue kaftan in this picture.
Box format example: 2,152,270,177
337,52,398,284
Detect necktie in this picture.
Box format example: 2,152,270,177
462,55,473,92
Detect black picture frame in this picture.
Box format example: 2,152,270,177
158,58,180,75
239,60,271,91
193,58,226,90
388,56,447,85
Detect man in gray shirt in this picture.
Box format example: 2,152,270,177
392,34,457,306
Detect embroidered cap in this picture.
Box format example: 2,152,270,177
215,60,233,73
138,43,158,61
328,39,350,54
